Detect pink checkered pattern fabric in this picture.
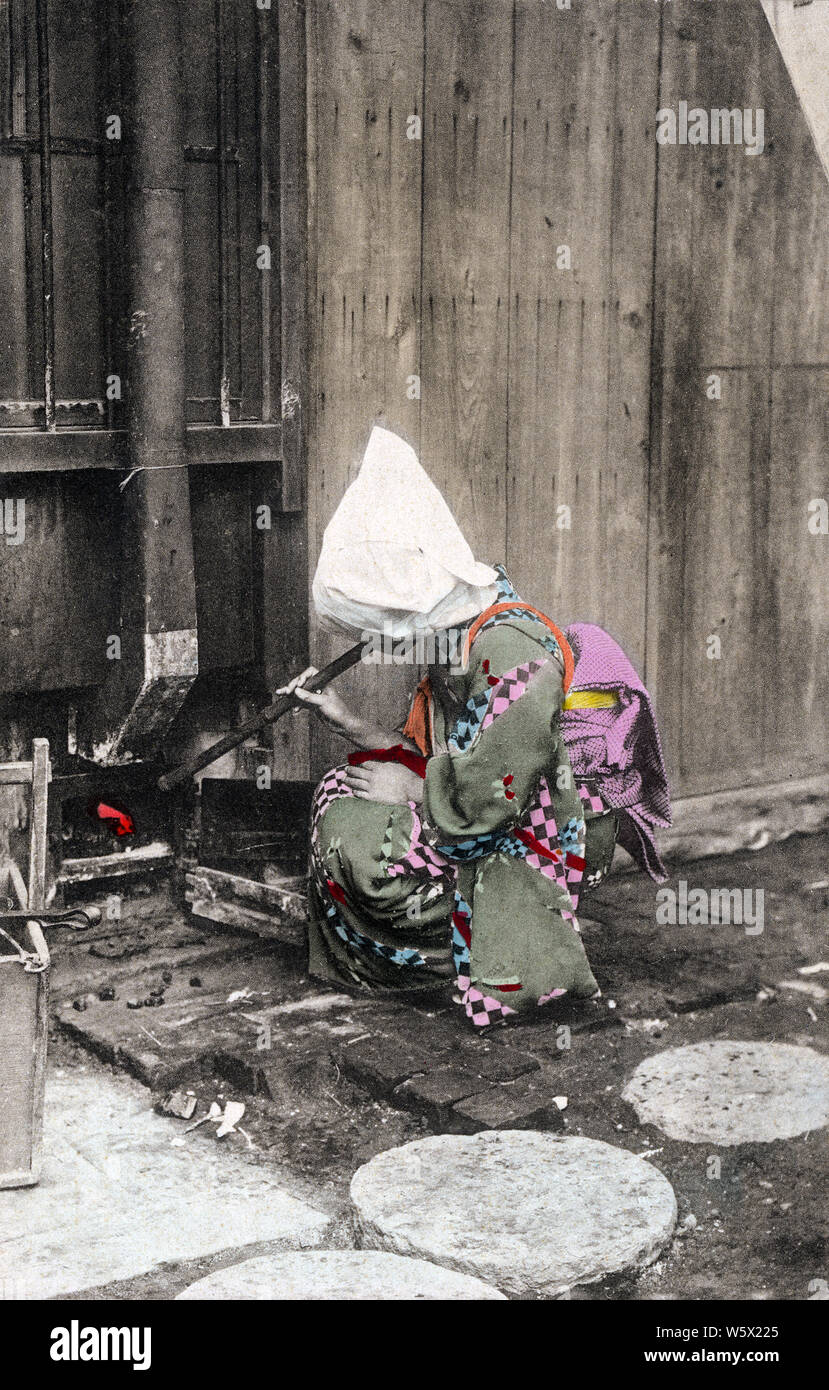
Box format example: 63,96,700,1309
524,772,560,846
456,974,517,1027
310,765,353,835
563,622,672,880
578,784,605,815
538,987,568,1006
516,775,585,922
385,804,455,884
480,658,549,732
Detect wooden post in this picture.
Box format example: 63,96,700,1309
26,738,49,912
261,0,310,779
34,0,55,430
78,0,198,764
277,0,309,515
0,917,50,1188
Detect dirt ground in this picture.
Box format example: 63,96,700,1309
41,830,829,1300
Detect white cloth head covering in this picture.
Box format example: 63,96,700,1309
312,425,499,639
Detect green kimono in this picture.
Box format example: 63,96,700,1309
308,586,616,1027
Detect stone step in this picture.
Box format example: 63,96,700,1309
176,1250,505,1300
350,1131,677,1298
622,1040,829,1145
0,1068,331,1300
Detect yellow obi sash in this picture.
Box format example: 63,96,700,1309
562,690,619,711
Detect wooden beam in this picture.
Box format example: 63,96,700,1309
0,762,34,783
58,841,173,884
186,864,306,914
0,430,127,471
187,895,303,945
185,864,307,945
186,423,282,464
0,424,282,473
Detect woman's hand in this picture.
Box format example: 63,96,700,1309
278,667,356,739
344,761,424,805
281,666,411,752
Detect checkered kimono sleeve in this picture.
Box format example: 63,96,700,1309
422,623,582,845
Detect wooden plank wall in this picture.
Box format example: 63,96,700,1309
306,0,829,799
307,0,424,770
507,0,657,661
648,0,829,794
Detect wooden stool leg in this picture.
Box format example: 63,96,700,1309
27,739,49,913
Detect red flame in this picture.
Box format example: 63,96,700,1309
88,800,135,838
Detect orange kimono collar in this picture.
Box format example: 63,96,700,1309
403,602,575,757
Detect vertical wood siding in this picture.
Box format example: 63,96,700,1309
307,0,425,770
307,0,829,798
0,1,825,810
507,0,657,669
647,0,829,793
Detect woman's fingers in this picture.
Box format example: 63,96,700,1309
293,686,325,706
276,665,319,696
345,770,371,787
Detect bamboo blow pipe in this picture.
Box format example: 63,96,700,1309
156,641,365,791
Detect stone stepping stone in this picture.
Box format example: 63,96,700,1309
176,1250,505,1300
0,1070,331,1299
623,1040,829,1145
350,1131,677,1298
